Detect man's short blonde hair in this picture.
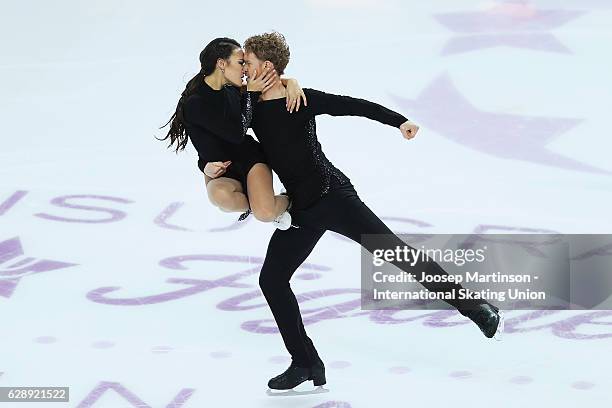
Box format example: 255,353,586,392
244,31,290,75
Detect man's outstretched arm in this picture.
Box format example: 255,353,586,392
305,88,419,139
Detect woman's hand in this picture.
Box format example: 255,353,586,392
399,121,419,140
246,68,278,93
204,161,231,178
285,78,307,113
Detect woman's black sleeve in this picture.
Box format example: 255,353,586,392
183,87,261,144
305,88,408,128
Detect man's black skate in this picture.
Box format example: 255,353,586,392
268,360,326,390
466,303,504,340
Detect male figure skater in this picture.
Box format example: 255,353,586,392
231,32,503,390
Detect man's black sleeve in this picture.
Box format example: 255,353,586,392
305,88,408,128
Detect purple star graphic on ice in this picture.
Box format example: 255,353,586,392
532,0,612,11
434,1,585,55
0,237,77,298
389,74,610,175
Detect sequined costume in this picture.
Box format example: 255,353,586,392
251,89,499,370
251,88,407,210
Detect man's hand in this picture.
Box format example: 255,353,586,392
285,78,307,113
246,68,278,93
399,120,419,140
204,161,231,178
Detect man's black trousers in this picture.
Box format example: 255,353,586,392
258,177,486,367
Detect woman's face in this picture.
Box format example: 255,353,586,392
221,48,245,87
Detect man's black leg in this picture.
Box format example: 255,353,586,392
310,183,503,339
259,223,328,388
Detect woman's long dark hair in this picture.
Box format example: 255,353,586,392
157,37,241,153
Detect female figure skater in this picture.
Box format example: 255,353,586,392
159,37,307,229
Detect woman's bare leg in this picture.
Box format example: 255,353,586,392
246,163,289,222
206,176,250,213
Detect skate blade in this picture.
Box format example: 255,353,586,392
493,310,505,341
266,386,329,396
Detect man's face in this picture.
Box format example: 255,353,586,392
243,51,267,80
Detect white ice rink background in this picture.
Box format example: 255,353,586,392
1,0,612,407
